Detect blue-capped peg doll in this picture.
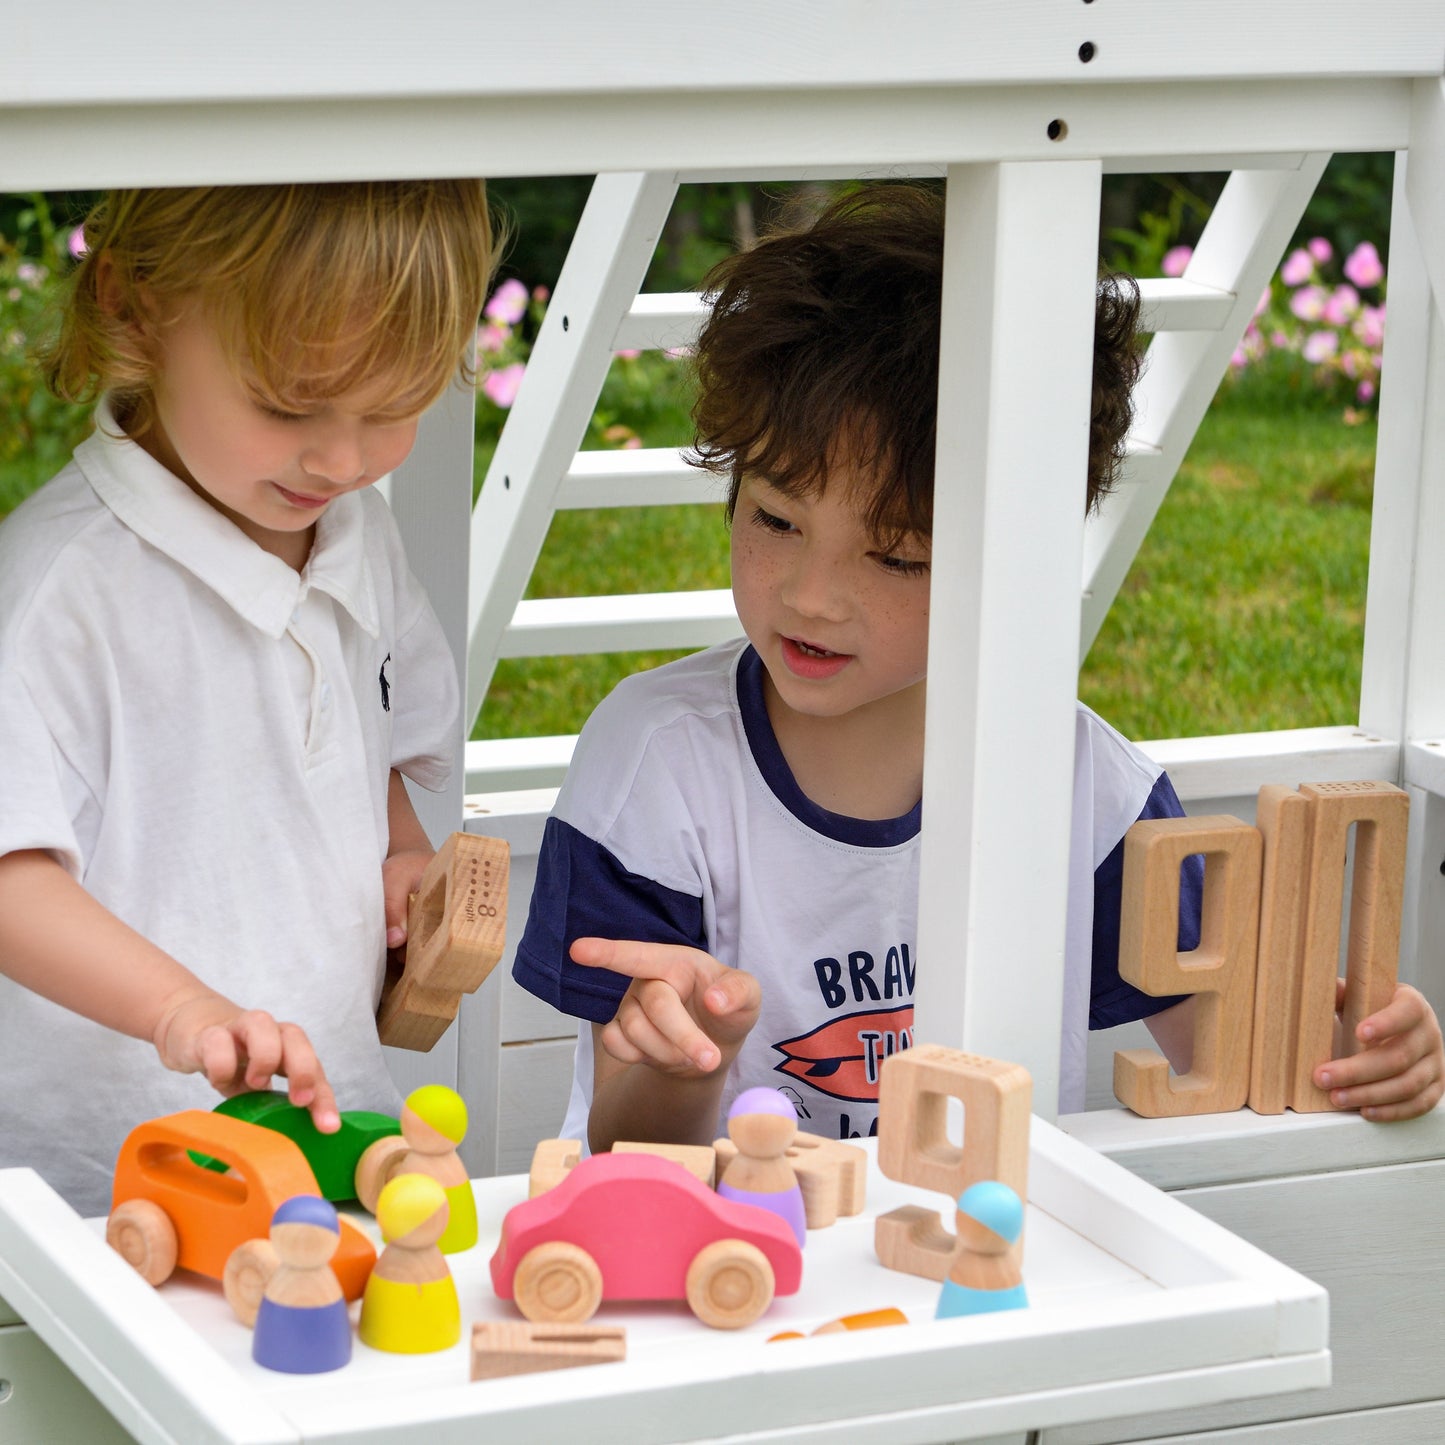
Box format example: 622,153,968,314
253,1195,353,1373
935,1180,1028,1319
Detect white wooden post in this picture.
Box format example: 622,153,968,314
381,369,477,1097
916,160,1102,1118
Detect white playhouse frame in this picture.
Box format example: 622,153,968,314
2,4,1444,1442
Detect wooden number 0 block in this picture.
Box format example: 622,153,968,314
1114,816,1262,1117
874,1045,1031,1282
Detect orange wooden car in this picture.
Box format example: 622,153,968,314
107,1110,375,1319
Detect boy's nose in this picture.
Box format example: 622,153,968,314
780,549,848,621
300,424,367,488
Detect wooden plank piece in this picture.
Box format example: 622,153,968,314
469,1321,625,1380
1248,785,1315,1114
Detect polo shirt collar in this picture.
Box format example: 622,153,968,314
74,399,380,641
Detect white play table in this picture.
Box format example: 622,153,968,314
0,1126,1325,1445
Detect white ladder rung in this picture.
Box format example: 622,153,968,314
501,589,741,658
556,448,726,509
613,292,709,352
464,734,576,793
1137,277,1237,333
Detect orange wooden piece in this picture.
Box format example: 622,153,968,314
108,1111,374,1300
378,832,510,1050
1289,781,1409,1111
874,1046,1031,1282
1113,815,1262,1117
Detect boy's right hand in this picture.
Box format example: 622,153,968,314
570,937,760,1077
152,995,341,1133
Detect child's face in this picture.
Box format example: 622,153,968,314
730,472,932,723
139,305,422,563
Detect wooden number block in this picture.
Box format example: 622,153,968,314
529,1139,583,1198
874,1046,1031,1281
378,833,510,1051
1114,816,1262,1117
1248,786,1316,1114
470,1321,626,1380
1289,781,1408,1111
613,1141,716,1188
713,1131,866,1228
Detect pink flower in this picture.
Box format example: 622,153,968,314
1353,305,1385,348
1322,285,1360,327
1161,245,1193,278
1270,330,1292,350
1343,241,1384,289
484,278,529,325
1280,248,1315,287
67,226,88,259
1340,351,1359,378
1357,378,1377,402
1302,330,1338,364
1254,285,1271,318
616,348,641,361
482,362,525,408
532,285,550,303
1307,236,1333,265
1289,285,1326,322
475,322,509,354
1230,344,1250,369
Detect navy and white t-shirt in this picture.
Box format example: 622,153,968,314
513,639,1198,1138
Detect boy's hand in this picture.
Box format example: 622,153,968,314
571,937,760,1077
1314,980,1445,1121
152,995,341,1133
382,847,433,950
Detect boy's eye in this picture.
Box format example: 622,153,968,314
875,553,930,578
256,400,309,422
749,505,796,535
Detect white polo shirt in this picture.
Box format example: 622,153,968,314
0,404,458,1216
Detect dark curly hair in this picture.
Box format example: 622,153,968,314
689,183,1141,538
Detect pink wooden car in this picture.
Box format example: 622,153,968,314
490,1151,803,1330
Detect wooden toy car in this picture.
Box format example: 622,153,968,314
106,1110,376,1322
207,1091,401,1201
490,1151,802,1330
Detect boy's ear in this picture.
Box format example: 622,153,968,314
93,251,125,318
94,252,158,341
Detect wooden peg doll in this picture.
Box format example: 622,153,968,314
935,1180,1027,1319
252,1195,352,1374
358,1174,461,1354
356,1084,477,1254
716,1086,806,1247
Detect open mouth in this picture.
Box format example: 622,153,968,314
274,484,331,510
780,635,852,679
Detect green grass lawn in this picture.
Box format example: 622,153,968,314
473,375,1375,745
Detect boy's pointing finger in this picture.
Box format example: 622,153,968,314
570,936,718,989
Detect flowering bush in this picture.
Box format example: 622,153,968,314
475,277,692,458
1165,236,1386,423
0,196,92,510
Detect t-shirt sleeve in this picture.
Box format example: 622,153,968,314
1088,770,1203,1029
512,816,707,1024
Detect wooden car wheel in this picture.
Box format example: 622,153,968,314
354,1135,410,1214
685,1239,774,1329
105,1199,179,1286
222,1238,279,1327
513,1241,603,1324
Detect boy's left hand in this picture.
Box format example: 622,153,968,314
381,847,433,950
1314,980,1444,1121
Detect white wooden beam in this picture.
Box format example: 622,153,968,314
499,590,739,658
916,159,1102,1117
1080,155,1331,658
0,83,1413,191
555,449,725,510
465,173,679,729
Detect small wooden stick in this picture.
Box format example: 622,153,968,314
470,1321,626,1380
1113,815,1262,1117
1248,786,1315,1114
378,833,510,1050
1290,782,1408,1111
